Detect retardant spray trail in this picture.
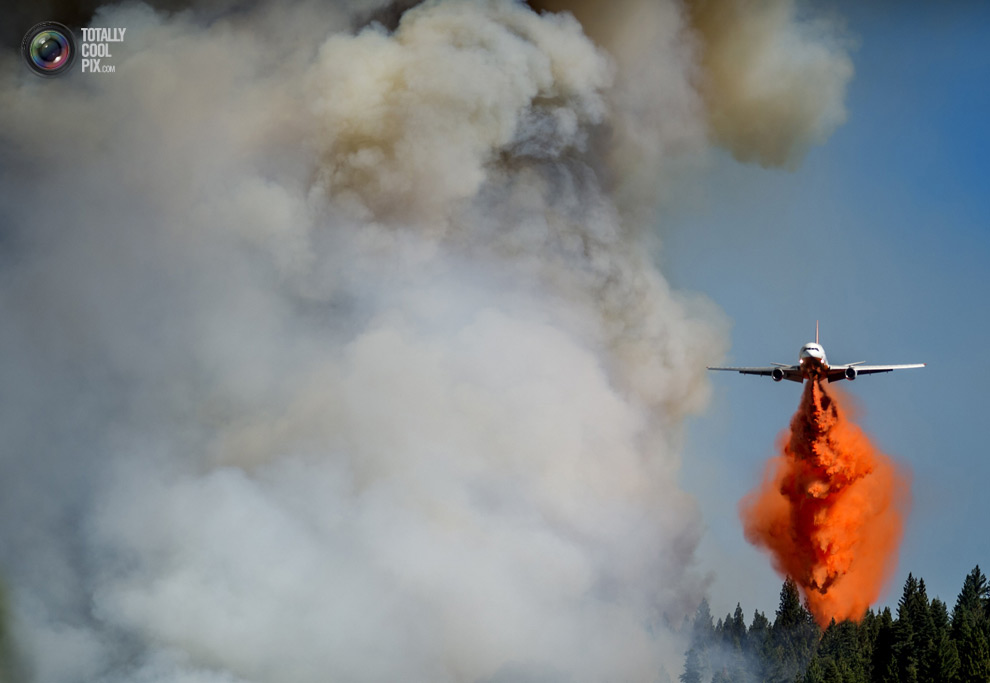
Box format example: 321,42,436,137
740,380,910,627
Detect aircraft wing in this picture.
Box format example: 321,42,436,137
707,364,804,383
825,363,926,383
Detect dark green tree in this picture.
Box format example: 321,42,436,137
823,658,844,683
953,608,989,682
892,573,927,683
913,579,936,679
953,565,988,619
764,578,819,683
817,618,867,683
952,566,990,682
747,610,770,682
856,609,877,678
925,598,960,683
680,567,990,683
870,607,897,683
803,656,826,683
727,604,747,651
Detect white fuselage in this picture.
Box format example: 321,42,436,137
799,342,828,377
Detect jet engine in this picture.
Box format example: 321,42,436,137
844,366,858,381
771,368,785,382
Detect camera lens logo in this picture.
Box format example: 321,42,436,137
22,22,76,77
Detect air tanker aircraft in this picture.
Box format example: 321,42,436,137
708,323,925,383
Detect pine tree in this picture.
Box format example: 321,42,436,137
691,599,715,648
765,578,819,683
679,567,990,683
718,604,749,683
954,566,989,619
720,604,745,650
822,658,843,683
953,608,989,682
803,656,825,683
817,618,866,683
857,609,877,678
682,599,715,683
681,646,703,683
748,610,770,682
953,566,990,682
914,579,937,679
892,573,929,683
871,607,897,683
925,598,959,683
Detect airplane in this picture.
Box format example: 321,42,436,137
707,323,925,383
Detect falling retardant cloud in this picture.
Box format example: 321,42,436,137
0,0,852,681
740,382,910,628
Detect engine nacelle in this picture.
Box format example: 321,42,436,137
771,367,785,382
844,366,858,381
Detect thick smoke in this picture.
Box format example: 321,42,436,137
685,0,853,168
531,0,854,172
0,0,851,681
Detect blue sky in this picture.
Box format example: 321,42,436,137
664,2,990,620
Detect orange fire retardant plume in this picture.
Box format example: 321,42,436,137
739,380,910,627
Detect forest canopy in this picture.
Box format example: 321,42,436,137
682,566,990,683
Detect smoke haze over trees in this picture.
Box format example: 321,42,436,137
680,565,990,683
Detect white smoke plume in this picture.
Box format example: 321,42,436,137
0,0,850,681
